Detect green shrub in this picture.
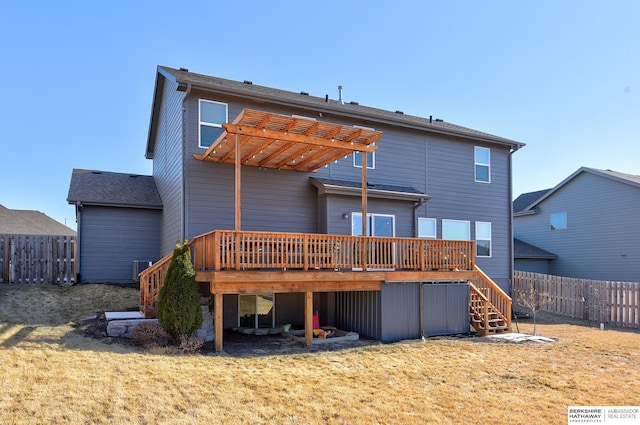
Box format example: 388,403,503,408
157,241,203,341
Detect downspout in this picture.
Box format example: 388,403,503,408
412,198,426,237
508,146,516,297
75,201,82,283
181,83,192,244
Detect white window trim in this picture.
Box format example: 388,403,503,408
474,146,491,183
442,219,471,241
198,99,228,149
351,212,395,237
353,151,375,169
418,217,437,239
475,221,492,258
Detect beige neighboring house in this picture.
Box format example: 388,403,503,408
0,204,77,284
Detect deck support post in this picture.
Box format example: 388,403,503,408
361,152,368,270
214,292,223,352
304,291,313,345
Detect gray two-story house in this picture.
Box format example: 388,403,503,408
70,66,523,349
514,167,640,282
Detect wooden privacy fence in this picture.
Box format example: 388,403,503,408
514,271,639,329
0,234,76,285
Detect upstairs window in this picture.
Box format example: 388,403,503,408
475,222,491,257
474,146,490,183
550,212,567,230
418,218,436,238
199,99,228,148
353,151,375,169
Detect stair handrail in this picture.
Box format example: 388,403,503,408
472,265,512,328
469,282,490,332
139,251,172,316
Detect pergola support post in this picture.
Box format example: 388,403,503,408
214,292,223,352
361,152,368,270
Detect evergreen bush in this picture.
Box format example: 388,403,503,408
157,241,203,341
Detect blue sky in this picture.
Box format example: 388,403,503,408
1,1,638,230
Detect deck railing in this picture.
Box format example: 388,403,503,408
140,230,476,316
191,230,474,272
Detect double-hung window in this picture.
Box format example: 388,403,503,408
474,146,490,183
199,99,228,148
475,222,491,257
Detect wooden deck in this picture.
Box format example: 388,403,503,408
139,230,511,351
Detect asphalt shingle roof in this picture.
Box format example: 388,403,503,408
155,66,524,149
67,169,162,208
0,204,76,236
514,238,557,259
512,189,551,213
312,177,424,195
592,168,640,186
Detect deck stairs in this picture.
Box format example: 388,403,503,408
468,266,512,335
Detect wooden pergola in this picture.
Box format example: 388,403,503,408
194,108,382,234
193,109,382,350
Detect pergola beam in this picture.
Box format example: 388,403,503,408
223,124,376,153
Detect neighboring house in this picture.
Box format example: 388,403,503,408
67,169,162,283
0,204,77,283
70,66,524,348
513,167,640,282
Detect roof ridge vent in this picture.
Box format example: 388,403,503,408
349,101,359,105
179,67,189,72
300,91,309,96
395,110,404,114
243,80,253,85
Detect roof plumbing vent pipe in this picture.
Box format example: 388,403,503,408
338,85,344,104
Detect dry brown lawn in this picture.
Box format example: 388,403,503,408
1,284,639,424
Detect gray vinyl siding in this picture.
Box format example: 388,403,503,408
184,94,319,237
514,258,551,274
324,125,428,191
514,172,640,282
324,195,415,237
78,206,161,283
153,78,184,254
425,136,513,292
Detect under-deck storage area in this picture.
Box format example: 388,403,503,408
336,282,470,342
